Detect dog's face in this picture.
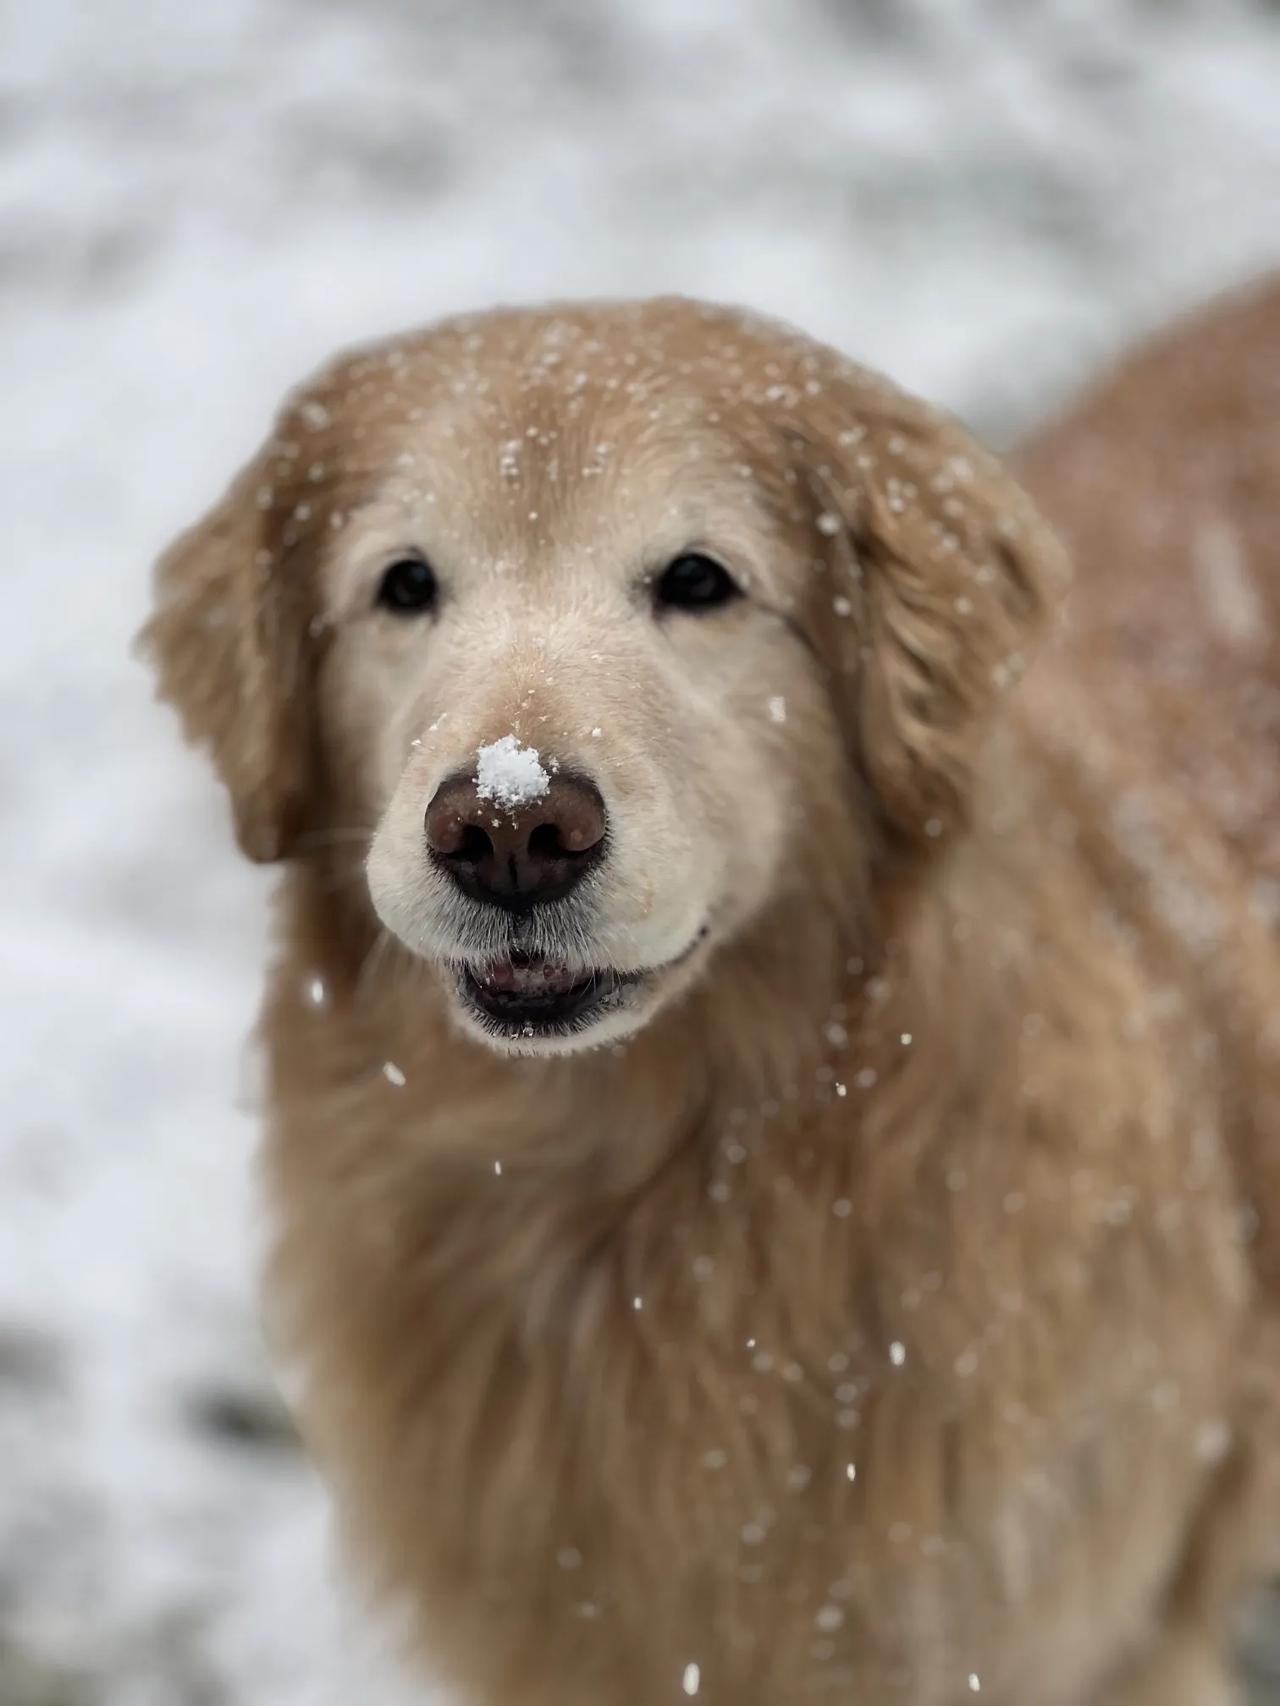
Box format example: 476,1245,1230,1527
143,300,1059,1054
330,387,824,1052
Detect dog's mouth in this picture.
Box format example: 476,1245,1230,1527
455,953,647,1040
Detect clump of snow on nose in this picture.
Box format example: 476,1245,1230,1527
475,735,551,809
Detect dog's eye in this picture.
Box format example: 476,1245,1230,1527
654,553,741,612
376,556,438,616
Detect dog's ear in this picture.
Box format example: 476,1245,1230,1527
138,435,314,863
790,387,1068,849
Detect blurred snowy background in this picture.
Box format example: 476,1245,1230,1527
4,0,1280,1700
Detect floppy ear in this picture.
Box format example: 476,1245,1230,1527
792,390,1068,848
138,442,313,863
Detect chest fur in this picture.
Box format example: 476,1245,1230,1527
268,1085,1244,1703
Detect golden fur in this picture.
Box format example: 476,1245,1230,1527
142,289,1280,1704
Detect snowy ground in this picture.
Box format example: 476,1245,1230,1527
4,1,1280,1701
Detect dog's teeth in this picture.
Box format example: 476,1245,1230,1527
513,965,573,993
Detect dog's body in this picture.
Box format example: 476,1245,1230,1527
145,288,1280,1705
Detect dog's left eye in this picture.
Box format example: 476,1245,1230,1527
376,555,438,616
654,553,742,612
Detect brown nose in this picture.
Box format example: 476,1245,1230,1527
424,769,608,910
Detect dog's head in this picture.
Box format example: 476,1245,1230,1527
142,299,1062,1054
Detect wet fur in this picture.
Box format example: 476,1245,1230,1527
142,291,1280,1704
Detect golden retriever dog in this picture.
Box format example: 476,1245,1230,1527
142,290,1280,1706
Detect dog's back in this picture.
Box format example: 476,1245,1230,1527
1017,284,1280,1589
1016,277,1280,892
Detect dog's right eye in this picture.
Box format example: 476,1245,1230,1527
654,553,742,613
376,556,438,616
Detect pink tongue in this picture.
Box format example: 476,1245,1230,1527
483,961,577,995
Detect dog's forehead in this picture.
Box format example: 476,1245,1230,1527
310,305,810,572
330,297,819,393
320,307,786,451
302,297,874,460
